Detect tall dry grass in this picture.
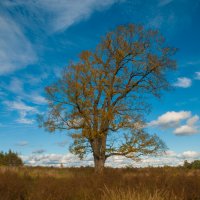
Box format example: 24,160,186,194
0,166,200,200
102,187,173,200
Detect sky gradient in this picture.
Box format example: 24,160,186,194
0,0,200,167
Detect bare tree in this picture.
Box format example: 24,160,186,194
39,24,176,173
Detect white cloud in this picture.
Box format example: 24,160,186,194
1,77,47,105
4,0,123,33
174,125,198,135
149,111,200,136
4,100,37,112
0,14,36,75
182,151,200,159
20,150,200,168
195,72,200,80
3,100,38,124
107,150,200,167
6,78,24,95
164,150,177,157
173,77,192,88
187,115,199,126
148,111,191,128
174,115,199,135
28,94,47,105
16,111,35,124
22,153,93,167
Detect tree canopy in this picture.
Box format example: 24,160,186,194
39,24,176,173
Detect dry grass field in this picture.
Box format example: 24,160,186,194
0,166,200,200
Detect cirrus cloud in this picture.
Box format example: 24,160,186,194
3,0,124,33
3,100,38,124
0,14,36,75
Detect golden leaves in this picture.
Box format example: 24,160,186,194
79,50,92,61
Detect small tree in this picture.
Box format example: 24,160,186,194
39,24,176,173
0,150,23,167
191,160,200,169
183,160,191,169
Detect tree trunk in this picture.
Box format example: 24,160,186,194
94,156,105,174
91,136,107,174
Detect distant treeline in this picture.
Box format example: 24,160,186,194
0,150,23,166
183,160,200,169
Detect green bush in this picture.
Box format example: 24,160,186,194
184,160,200,169
0,150,23,167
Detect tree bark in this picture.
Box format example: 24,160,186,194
91,136,107,174
94,156,105,174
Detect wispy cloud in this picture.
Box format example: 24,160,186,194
1,77,47,105
3,100,38,124
0,14,36,75
28,93,47,105
23,73,49,86
173,77,192,88
6,78,24,95
146,0,198,33
16,141,29,146
4,100,37,113
32,149,46,154
0,0,122,75
195,72,200,80
3,0,124,33
0,74,48,124
147,15,164,28
16,111,35,124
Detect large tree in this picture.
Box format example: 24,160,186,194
39,24,176,173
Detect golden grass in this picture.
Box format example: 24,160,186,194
102,187,172,200
0,166,200,200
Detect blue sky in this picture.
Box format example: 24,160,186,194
0,0,200,167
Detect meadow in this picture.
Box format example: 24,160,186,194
0,166,200,200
